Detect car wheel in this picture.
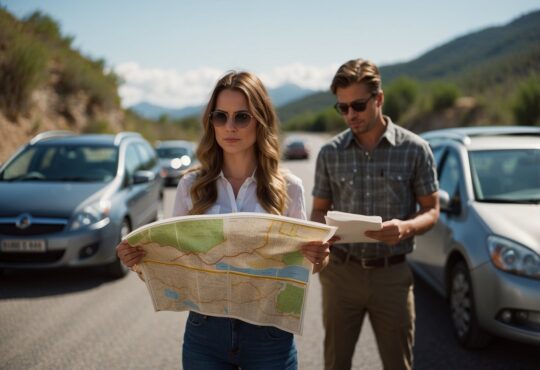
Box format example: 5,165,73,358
106,219,131,279
449,261,491,348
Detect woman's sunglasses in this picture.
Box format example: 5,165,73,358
334,93,377,115
209,110,253,128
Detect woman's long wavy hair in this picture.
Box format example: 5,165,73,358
188,71,288,216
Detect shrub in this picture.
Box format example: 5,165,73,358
512,75,540,126
383,77,418,121
0,35,47,118
57,56,120,110
430,82,460,112
83,119,112,133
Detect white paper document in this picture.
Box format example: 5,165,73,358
324,211,382,244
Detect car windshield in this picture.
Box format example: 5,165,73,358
156,147,189,158
0,145,119,183
289,141,304,148
470,149,540,203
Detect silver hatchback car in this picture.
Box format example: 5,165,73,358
410,126,540,348
0,131,162,278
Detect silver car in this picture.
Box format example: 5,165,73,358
0,131,162,278
155,140,197,187
410,126,540,348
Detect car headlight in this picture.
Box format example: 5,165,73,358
170,156,191,170
488,235,540,280
71,199,111,230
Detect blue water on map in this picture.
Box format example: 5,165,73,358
164,288,180,300
183,300,200,310
215,263,308,282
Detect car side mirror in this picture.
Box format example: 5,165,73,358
133,170,155,184
439,189,461,215
439,189,451,210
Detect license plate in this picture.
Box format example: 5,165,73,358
1,239,47,252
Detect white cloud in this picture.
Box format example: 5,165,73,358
259,63,339,90
114,63,223,108
114,62,338,108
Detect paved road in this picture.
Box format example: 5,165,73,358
1,132,538,369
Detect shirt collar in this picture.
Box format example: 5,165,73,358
343,115,397,149
218,167,258,183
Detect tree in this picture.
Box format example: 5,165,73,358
430,82,460,112
512,75,540,126
383,77,418,121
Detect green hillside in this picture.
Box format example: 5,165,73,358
279,9,540,132
0,8,200,162
0,9,121,118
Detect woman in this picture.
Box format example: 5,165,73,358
117,71,331,369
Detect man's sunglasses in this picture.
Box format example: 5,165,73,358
334,93,377,115
209,110,253,128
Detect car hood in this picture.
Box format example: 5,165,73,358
473,202,540,253
0,182,110,218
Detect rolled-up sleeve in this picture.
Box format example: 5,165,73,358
312,146,332,200
285,174,307,221
414,141,439,196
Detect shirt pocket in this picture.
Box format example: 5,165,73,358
334,172,359,201
384,170,413,205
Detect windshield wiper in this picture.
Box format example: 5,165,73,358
56,176,96,182
4,174,47,181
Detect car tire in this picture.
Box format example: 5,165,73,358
106,219,131,279
449,261,492,348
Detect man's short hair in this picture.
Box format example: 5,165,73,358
330,59,382,95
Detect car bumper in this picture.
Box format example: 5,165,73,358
472,261,540,345
161,168,186,185
0,218,119,269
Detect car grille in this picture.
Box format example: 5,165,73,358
0,215,68,236
0,224,66,236
0,250,65,263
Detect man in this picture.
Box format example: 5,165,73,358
312,58,439,370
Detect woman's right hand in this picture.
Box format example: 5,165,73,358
116,240,146,268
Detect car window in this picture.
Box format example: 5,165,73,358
135,142,157,170
157,147,189,158
125,144,143,178
1,147,37,180
470,149,540,202
1,145,118,182
431,146,446,168
438,151,460,197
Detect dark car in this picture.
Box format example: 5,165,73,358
410,126,540,348
283,139,309,160
0,130,162,278
155,140,197,186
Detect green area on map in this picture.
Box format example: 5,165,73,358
128,219,225,253
276,284,304,315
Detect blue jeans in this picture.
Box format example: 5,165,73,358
183,312,297,370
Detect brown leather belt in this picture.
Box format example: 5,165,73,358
331,248,406,269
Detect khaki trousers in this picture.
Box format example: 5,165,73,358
319,254,415,370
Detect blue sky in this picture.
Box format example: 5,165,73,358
3,0,539,108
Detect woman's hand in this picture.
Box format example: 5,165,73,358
116,240,146,268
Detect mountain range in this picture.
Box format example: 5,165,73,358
277,9,540,122
130,83,316,120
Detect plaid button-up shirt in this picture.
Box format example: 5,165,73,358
312,117,438,259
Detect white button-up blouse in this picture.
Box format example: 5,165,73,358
172,170,307,220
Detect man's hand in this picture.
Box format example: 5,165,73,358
300,235,340,273
364,219,410,246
